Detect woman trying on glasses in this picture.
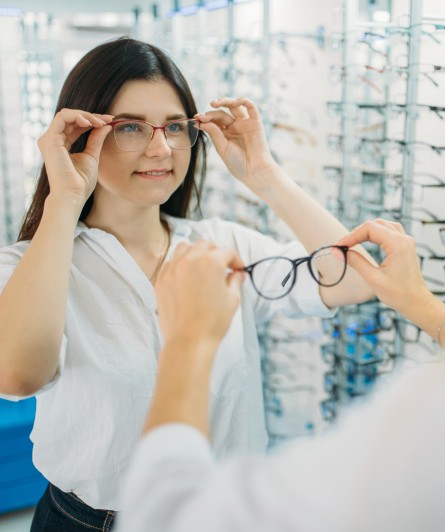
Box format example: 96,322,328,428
0,37,374,531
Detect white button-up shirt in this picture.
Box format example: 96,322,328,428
115,363,445,532
0,215,334,510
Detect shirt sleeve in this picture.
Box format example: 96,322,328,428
115,364,445,532
0,246,68,401
114,424,216,531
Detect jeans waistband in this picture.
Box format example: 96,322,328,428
49,483,116,531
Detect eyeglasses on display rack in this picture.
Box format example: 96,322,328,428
321,341,391,369
325,167,445,203
327,101,445,121
328,134,445,157
416,243,445,270
110,118,201,151
375,308,422,342
329,23,445,52
242,245,349,300
330,62,445,92
405,207,445,226
320,397,337,421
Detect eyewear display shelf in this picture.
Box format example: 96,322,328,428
0,398,47,513
322,0,445,422
168,0,332,444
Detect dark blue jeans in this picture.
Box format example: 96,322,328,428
31,483,116,531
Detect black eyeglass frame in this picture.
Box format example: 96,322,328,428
243,245,349,300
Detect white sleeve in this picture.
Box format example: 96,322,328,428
115,364,445,532
114,424,216,532
0,250,68,402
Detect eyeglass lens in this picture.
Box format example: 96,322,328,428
250,257,296,299
309,246,347,287
113,120,199,151
250,246,346,300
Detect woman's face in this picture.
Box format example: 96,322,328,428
96,78,192,208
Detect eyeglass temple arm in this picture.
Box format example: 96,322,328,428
281,258,308,288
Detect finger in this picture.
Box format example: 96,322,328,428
171,242,193,260
198,121,229,155
212,97,261,120
227,270,245,290
92,113,115,124
182,240,218,261
345,249,381,286
373,218,406,234
213,100,248,119
213,246,245,270
196,110,235,127
83,125,112,160
52,109,111,133
337,220,401,248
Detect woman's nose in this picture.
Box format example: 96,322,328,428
144,128,171,157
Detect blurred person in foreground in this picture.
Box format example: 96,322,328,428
115,218,445,532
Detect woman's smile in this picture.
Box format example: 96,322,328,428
133,168,173,180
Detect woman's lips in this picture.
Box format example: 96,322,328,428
134,170,172,180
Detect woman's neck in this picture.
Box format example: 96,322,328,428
84,203,166,255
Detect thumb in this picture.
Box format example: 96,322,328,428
199,121,229,156
83,125,112,161
227,271,244,307
227,270,245,291
346,249,381,287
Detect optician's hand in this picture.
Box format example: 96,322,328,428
195,97,276,189
155,241,245,351
337,218,432,317
37,109,114,209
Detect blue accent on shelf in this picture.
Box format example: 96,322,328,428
0,397,47,514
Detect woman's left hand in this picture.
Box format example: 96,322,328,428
196,97,275,186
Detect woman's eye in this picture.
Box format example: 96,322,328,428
166,122,185,133
117,122,144,134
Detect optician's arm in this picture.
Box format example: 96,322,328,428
116,363,445,532
145,240,244,435
115,229,445,532
117,227,445,532
196,97,376,308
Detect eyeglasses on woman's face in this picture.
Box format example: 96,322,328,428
242,245,349,300
109,118,201,152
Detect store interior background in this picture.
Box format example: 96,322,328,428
0,0,444,528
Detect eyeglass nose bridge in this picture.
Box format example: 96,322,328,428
145,124,172,151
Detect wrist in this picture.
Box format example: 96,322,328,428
245,159,289,196
162,334,220,362
44,193,84,222
398,287,445,342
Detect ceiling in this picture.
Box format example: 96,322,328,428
4,1,155,14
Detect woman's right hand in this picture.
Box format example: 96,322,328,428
37,109,114,209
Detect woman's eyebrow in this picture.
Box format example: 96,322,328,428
113,112,188,121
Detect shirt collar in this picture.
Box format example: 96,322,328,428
74,215,192,240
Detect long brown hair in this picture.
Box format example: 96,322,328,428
18,37,207,242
